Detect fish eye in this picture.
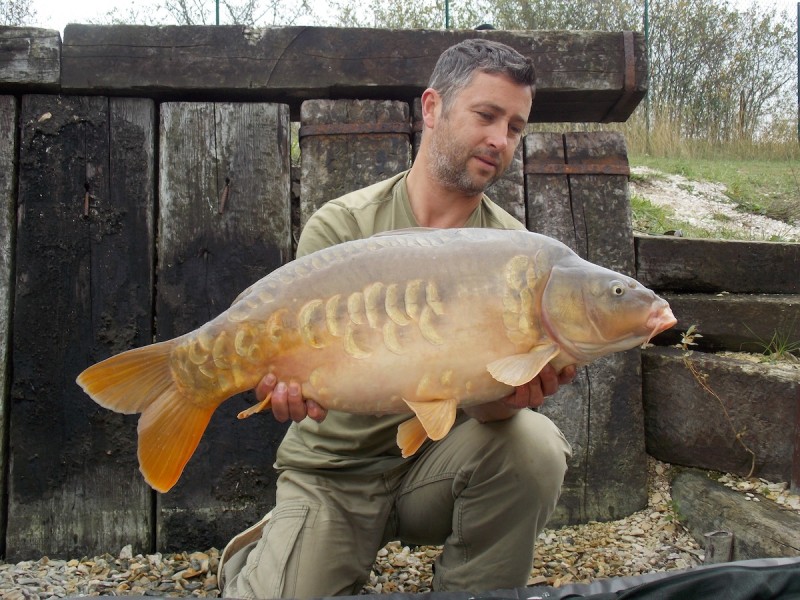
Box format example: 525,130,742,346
611,282,625,296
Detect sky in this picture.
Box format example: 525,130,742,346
25,0,800,35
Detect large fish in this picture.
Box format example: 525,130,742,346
77,228,676,493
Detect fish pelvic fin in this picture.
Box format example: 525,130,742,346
487,342,560,387
76,341,215,494
397,416,429,458
401,397,457,443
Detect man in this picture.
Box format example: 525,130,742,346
221,38,575,599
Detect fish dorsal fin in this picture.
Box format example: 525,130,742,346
487,343,561,386
396,416,429,458
401,397,458,442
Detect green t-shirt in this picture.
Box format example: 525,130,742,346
274,170,524,474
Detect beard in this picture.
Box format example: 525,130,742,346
427,124,504,196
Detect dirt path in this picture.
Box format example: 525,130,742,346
629,166,800,242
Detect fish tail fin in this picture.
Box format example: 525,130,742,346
76,341,215,493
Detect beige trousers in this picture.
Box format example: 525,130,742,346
223,410,571,599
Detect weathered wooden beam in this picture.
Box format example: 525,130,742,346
527,131,647,526
0,27,60,90
61,25,647,123
672,469,800,560
652,293,800,353
7,95,155,560
0,95,17,556
643,347,799,482
156,101,291,552
635,235,800,294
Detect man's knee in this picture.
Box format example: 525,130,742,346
468,410,572,495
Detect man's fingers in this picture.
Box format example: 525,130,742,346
270,381,290,422
558,364,577,385
286,381,306,422
256,372,277,402
306,399,328,423
538,364,560,397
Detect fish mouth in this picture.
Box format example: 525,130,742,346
644,303,677,344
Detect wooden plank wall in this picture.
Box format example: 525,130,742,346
155,102,292,551
637,236,800,488
525,132,647,526
0,95,17,556
4,25,795,561
8,96,155,559
0,89,646,556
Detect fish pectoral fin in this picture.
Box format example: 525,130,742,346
487,343,560,386
396,417,429,458
401,397,458,442
237,392,272,420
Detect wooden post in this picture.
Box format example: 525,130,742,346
793,386,800,495
0,95,17,556
524,131,646,525
704,530,734,564
8,95,155,560
156,102,291,552
299,99,411,228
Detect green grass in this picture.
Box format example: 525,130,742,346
529,117,800,241
631,156,800,224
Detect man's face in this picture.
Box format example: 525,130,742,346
427,71,532,195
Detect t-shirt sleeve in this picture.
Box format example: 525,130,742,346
296,201,363,258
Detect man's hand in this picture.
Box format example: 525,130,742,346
464,364,577,423
255,373,328,423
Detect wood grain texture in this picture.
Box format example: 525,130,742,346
156,101,292,551
527,131,646,526
61,26,647,122
0,27,60,89
7,95,155,560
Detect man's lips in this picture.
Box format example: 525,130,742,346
472,153,500,169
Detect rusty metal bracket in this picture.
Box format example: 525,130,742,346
524,158,630,177
298,122,412,138
601,31,638,123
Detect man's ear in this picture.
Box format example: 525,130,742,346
420,88,441,129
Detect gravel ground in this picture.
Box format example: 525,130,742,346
3,457,798,598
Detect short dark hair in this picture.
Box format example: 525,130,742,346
428,39,536,113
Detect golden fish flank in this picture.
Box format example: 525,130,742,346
502,255,546,345
278,278,453,359
298,299,325,348
76,227,677,493
325,294,346,337
385,284,411,326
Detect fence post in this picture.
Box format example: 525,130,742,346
525,131,647,525
7,96,155,560
156,101,292,552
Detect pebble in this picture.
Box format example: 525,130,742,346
2,458,798,597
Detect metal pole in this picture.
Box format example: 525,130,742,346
216,0,220,25
645,0,651,153
446,0,451,29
